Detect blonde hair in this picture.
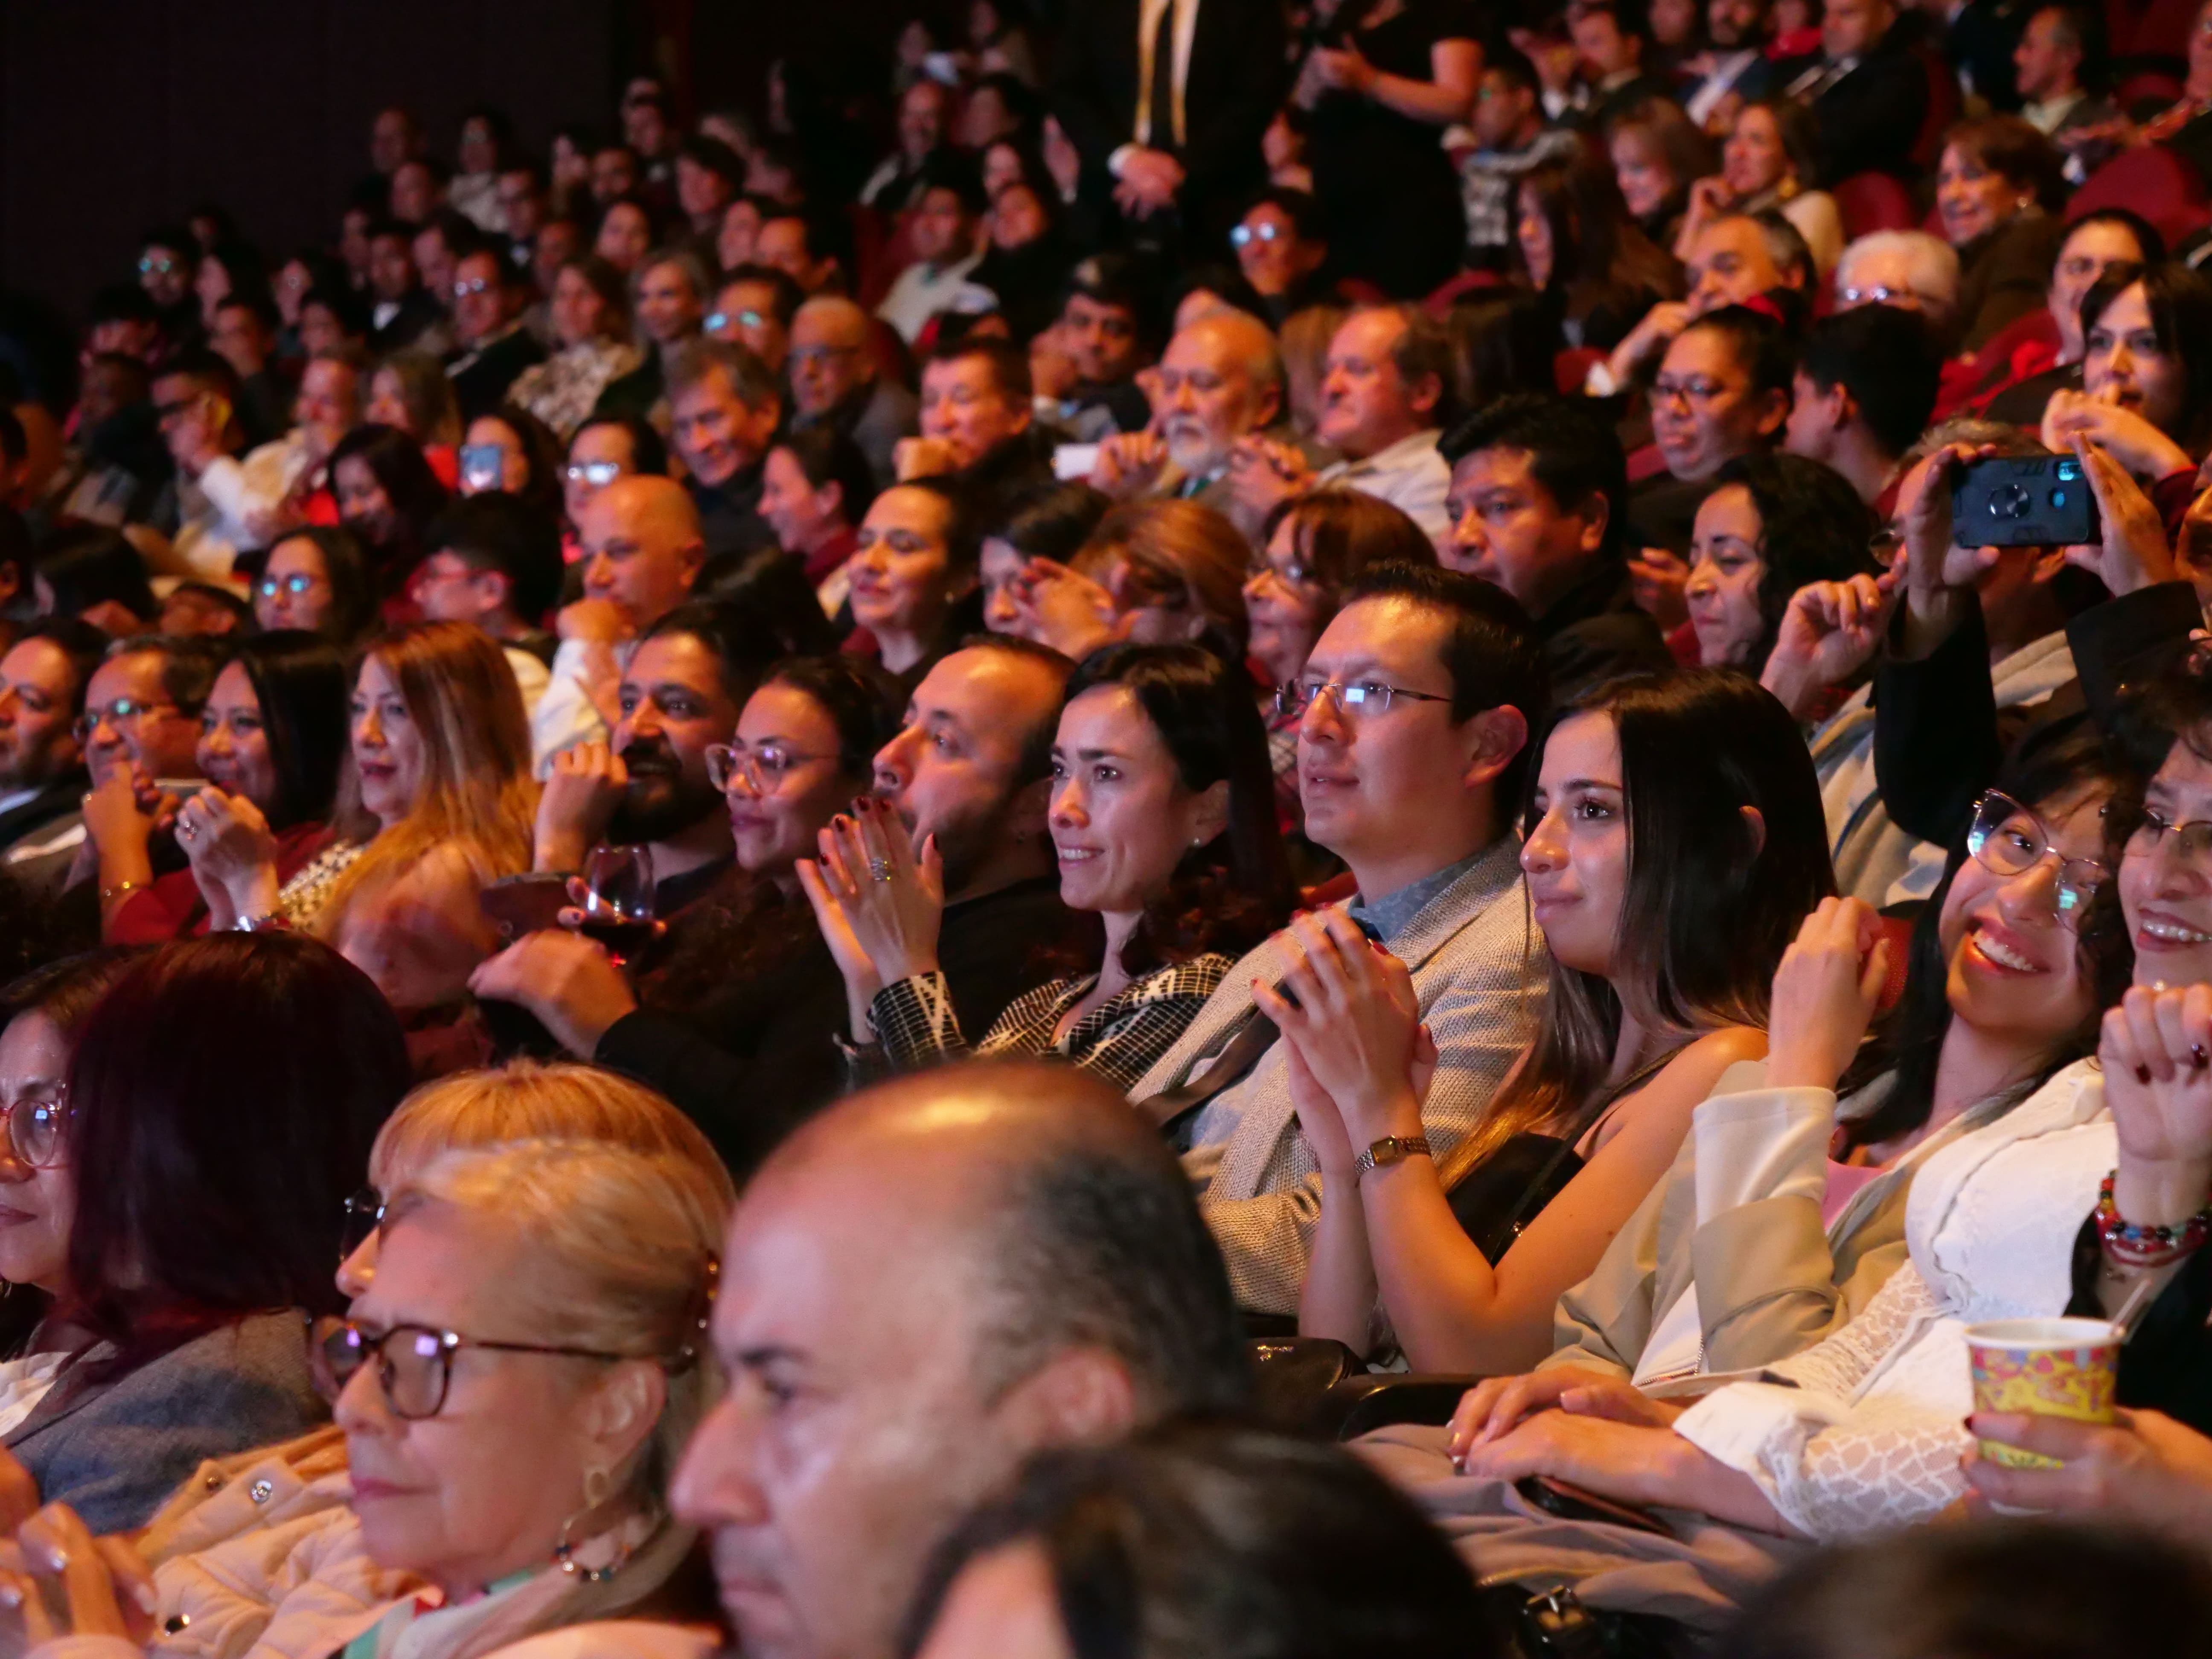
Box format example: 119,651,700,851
370,1059,735,1202
317,621,538,939
389,1136,731,1654
1074,498,1251,657
373,350,464,449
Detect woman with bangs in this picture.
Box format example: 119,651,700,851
2043,263,2212,491
1280,669,1835,1372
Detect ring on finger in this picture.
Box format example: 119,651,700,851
869,857,894,882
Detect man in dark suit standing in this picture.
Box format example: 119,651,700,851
1051,0,1287,250
1781,0,1932,182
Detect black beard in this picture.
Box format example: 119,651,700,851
607,771,723,847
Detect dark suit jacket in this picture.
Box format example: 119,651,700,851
1535,562,1676,703
447,326,548,425
371,289,446,355
0,772,87,859
1788,33,1931,183
1051,0,1287,239
595,876,1071,1176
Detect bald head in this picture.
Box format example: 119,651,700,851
578,474,705,628
675,1062,1246,1659
789,297,876,420
1158,310,1286,478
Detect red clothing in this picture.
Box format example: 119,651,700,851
803,525,859,588
106,821,334,944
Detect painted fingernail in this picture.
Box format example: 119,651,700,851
134,1583,159,1615
2139,1065,2154,1085
2194,1045,2208,1069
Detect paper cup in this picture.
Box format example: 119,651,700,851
1965,1317,2119,1469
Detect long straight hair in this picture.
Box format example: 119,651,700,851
1441,670,1835,1182
318,621,538,936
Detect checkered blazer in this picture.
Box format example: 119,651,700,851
1128,837,1545,1314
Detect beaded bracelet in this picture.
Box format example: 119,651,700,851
2096,1170,2212,1266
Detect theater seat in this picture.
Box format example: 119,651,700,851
1833,171,1918,239
2126,0,2206,58
1554,345,1604,394
2069,146,2212,249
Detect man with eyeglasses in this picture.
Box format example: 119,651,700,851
1455,50,1580,276
443,246,545,424
0,622,102,877
1129,562,1549,1314
789,297,918,493
8,634,226,902
875,161,998,346
1228,188,1336,320
704,265,800,379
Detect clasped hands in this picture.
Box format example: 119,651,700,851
796,797,946,1041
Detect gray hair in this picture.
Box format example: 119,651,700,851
1835,230,1962,318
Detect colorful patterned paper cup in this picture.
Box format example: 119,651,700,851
1965,1317,2119,1470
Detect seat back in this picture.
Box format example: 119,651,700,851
2068,145,2212,248
1833,170,1918,239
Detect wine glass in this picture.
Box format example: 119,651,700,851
577,845,656,966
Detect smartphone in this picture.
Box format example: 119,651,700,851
1514,1475,1675,1538
1052,442,1102,481
459,443,506,492
1950,454,2098,547
479,873,572,941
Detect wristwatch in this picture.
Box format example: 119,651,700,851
1354,1135,1432,1177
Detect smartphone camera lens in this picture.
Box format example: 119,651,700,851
1992,482,2032,519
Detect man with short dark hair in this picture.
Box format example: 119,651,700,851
365,218,446,355
901,338,1057,515
207,297,286,448
863,79,956,212
1785,303,1943,509
666,340,784,561
1568,0,1671,127
675,137,745,242
1131,563,1549,1313
413,492,565,704
1441,395,1674,697
876,158,998,345
472,639,1079,1173
1046,254,1159,438
706,264,803,378
444,246,544,421
1778,0,1929,182
756,212,846,297
0,620,102,864
1458,47,1583,271
1680,0,1779,125
670,1062,1249,1659
790,297,918,492
149,350,256,585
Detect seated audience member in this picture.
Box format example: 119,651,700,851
1248,491,1438,830
1441,396,1674,698
533,601,789,915
1129,565,1548,1313
1288,670,1829,1370
594,248,713,426
177,355,361,566
1019,498,1254,662
671,1062,1250,1659
1779,0,1927,182
0,935,408,1531
759,426,873,613
1044,255,1158,441
255,526,380,643
1609,98,1717,252
756,208,850,300
410,492,565,704
1977,208,2158,425
327,423,453,598
1572,1,1674,130
505,256,642,440
1679,99,1842,279
10,633,220,900
705,262,803,380
1452,728,2122,1422
1933,116,2066,354
789,296,919,492
0,622,101,866
562,413,667,536
27,526,158,638
157,582,252,638
1229,190,1336,325
1592,209,1804,393
535,475,706,770
592,195,661,276
460,405,566,519
805,643,1293,1088
1687,452,1880,681
148,351,256,586
2121,0,2212,177
1087,308,1289,540
978,483,1114,638
1680,0,1779,128
1719,1522,2212,1659
846,478,986,684
1461,52,1589,275
878,162,998,347
481,640,1076,1152
13,1129,732,1659
1231,306,1455,546
900,336,1057,515
365,349,466,484
1833,228,1966,349
904,1423,1486,1659
2043,265,2212,482
1784,304,1944,509
99,633,348,942
364,219,447,355
666,339,783,561
237,623,536,1017
443,243,546,422
2014,3,2121,167
1515,158,1684,366
1630,305,1794,556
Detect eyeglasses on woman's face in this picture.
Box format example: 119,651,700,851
0,1081,70,1170
309,1315,632,1420
706,740,830,792
1967,788,2109,921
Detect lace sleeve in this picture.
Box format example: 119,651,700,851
1772,1392,1972,1539
1768,1261,1937,1401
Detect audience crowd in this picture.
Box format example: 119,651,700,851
15,0,2212,1651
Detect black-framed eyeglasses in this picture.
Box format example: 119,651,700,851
1967,788,2109,920
339,1186,385,1261
1274,678,1453,720
0,1083,68,1170
309,1315,635,1420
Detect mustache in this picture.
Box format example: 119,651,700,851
619,740,681,777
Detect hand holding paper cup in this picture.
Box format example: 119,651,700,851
1966,1318,2120,1470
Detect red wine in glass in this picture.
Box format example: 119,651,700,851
579,845,656,966
577,916,658,960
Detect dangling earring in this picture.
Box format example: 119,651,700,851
551,1467,638,1583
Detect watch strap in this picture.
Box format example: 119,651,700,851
1354,1134,1432,1176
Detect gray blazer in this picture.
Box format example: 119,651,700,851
9,1310,329,1534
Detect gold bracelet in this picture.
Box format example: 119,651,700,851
99,879,146,904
